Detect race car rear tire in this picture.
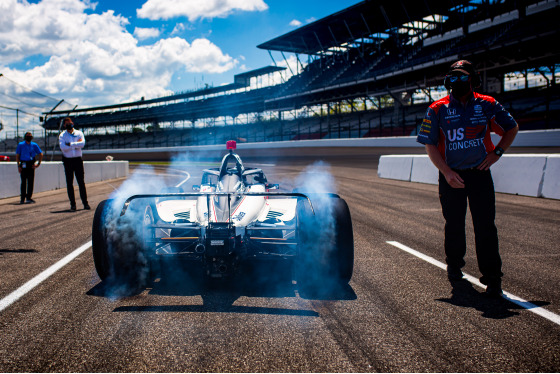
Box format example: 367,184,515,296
92,199,149,288
142,204,160,277
92,199,113,281
296,195,354,293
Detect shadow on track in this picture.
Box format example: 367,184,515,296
50,209,77,214
0,248,39,258
436,279,550,319
86,259,356,317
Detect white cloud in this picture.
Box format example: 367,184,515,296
0,0,238,111
171,22,193,35
137,0,268,21
133,27,161,40
289,19,302,27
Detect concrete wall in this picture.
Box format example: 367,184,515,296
80,128,560,152
0,161,128,199
6,129,555,162
541,155,560,200
379,154,560,199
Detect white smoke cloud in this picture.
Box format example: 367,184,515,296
137,0,269,21
294,161,337,194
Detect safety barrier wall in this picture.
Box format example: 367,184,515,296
378,154,560,200
1,129,547,160
0,161,129,199
2,129,558,159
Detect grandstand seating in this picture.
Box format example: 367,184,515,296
15,0,553,153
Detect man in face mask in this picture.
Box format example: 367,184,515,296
416,60,519,298
15,131,43,204
59,117,90,211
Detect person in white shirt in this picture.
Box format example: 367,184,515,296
59,117,90,211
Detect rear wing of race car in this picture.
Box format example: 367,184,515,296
118,192,341,217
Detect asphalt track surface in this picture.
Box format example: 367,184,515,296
1,154,559,372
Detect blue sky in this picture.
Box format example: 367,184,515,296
0,0,361,133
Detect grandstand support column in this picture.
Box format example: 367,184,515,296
327,103,331,139
378,97,382,136
358,113,361,138
349,100,355,138
338,115,341,139
499,73,505,95
281,51,295,76
296,54,304,74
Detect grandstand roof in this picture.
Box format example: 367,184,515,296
234,65,286,85
234,66,286,79
257,0,450,54
257,0,527,55
46,66,285,116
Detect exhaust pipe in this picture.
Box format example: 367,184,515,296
195,244,206,253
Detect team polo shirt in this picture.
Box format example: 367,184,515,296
16,141,42,161
417,92,518,169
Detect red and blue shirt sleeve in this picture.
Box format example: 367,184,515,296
417,100,445,147
490,100,518,135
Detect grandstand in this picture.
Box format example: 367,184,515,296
5,0,558,153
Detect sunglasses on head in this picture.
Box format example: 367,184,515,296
449,75,470,83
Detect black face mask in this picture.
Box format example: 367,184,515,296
25,135,33,142
65,124,73,131
451,80,472,98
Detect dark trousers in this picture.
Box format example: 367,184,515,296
20,161,35,201
439,169,502,286
62,156,88,207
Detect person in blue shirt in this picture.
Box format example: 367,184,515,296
417,60,518,298
15,132,43,204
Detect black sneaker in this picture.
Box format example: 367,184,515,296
84,204,91,210
26,199,36,204
20,200,25,204
70,205,77,211
447,267,464,281
484,285,503,298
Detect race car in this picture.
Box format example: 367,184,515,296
92,141,353,293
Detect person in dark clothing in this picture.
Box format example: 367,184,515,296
58,117,90,211
417,60,519,297
15,132,43,204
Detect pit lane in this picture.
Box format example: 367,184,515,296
1,151,559,372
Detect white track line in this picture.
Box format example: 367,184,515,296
387,241,560,326
0,241,92,313
168,168,190,188
137,166,191,188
